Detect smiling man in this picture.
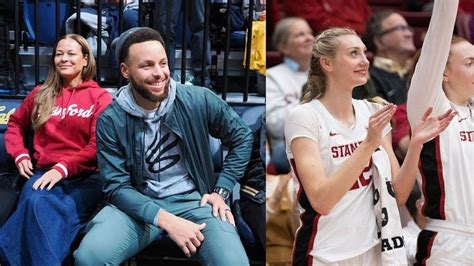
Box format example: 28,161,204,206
73,27,253,265
356,10,416,105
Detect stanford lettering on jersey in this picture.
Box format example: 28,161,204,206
51,104,95,119
331,141,363,158
459,131,474,142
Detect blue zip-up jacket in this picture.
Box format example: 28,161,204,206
96,83,253,225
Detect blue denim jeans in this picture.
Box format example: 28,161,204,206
0,171,102,266
74,190,249,265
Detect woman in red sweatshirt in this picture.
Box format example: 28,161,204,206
0,34,112,265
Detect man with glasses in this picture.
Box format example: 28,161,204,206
356,10,416,105
355,11,417,162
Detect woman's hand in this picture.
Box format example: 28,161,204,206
32,169,63,191
365,103,397,149
17,159,34,179
411,107,456,146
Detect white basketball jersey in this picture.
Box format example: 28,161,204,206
406,0,474,226
417,103,474,225
285,99,391,263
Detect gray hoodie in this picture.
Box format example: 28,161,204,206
115,80,196,198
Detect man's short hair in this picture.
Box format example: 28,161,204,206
363,10,395,53
115,27,166,64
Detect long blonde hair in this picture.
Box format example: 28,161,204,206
32,34,96,130
301,28,357,103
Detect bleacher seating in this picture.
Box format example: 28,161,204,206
0,95,264,265
23,0,70,45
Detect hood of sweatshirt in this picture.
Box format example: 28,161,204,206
62,79,101,91
115,79,176,122
56,79,102,108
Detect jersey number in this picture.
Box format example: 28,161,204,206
350,159,373,191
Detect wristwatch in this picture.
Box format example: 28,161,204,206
213,187,230,201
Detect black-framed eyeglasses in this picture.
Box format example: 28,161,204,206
378,25,414,36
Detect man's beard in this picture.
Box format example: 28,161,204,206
130,76,170,104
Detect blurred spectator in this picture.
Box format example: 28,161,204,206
157,0,211,88
391,49,421,162
65,0,121,57
266,17,313,174
356,11,417,161
242,0,266,22
119,0,139,30
357,10,416,105
266,173,299,266
281,0,371,35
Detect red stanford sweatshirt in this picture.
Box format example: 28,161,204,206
5,80,112,178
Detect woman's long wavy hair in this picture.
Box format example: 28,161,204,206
301,27,357,103
32,34,96,131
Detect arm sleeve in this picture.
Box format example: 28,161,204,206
407,0,458,126
97,113,165,225
284,105,321,159
206,92,253,192
5,88,38,163
56,91,113,178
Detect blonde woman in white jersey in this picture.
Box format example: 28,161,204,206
407,0,474,264
284,27,455,265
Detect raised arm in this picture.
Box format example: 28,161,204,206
407,0,458,125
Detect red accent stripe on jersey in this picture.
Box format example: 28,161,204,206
415,231,437,266
290,159,303,203
434,138,446,220
418,159,429,217
291,212,304,264
289,158,321,265
418,136,445,220
307,215,321,266
422,233,436,266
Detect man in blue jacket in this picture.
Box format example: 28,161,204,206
74,27,253,265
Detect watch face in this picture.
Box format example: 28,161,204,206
214,187,230,200
220,190,229,198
